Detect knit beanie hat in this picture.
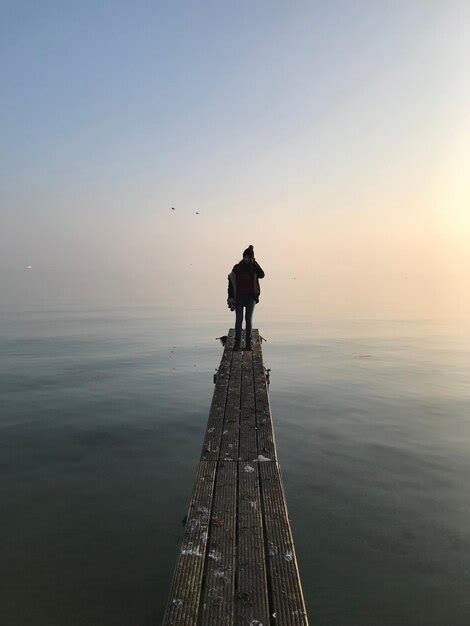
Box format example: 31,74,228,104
243,245,254,258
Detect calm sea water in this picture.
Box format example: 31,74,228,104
1,305,469,625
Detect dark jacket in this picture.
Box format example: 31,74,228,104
227,260,265,304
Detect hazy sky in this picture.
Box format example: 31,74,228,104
1,1,469,317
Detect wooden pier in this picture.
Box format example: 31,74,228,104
162,329,308,625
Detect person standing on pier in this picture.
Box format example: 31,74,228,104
227,245,265,351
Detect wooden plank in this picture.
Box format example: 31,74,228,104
162,460,217,626
199,461,237,625
219,348,242,461
259,461,309,625
236,461,270,624
201,330,235,461
238,349,258,461
252,329,277,461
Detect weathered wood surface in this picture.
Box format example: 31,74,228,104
163,461,216,625
162,329,308,625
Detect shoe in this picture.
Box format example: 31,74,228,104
245,340,252,351
233,340,241,351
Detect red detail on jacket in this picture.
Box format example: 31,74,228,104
234,263,256,294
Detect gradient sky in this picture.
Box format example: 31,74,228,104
1,1,469,317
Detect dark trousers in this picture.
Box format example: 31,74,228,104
234,294,256,342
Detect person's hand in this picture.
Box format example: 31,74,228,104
228,297,235,309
